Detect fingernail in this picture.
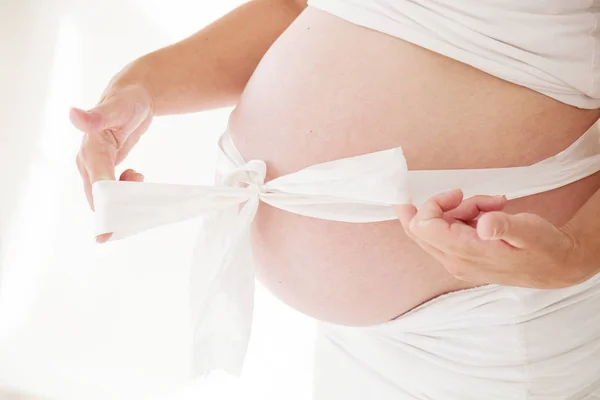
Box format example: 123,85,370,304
96,233,111,243
72,107,87,114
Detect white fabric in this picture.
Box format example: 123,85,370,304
313,274,600,399
92,121,600,378
307,0,600,109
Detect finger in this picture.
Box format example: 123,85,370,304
416,189,464,224
70,97,134,144
477,211,559,249
395,196,495,277
73,100,122,185
442,216,480,229
119,168,145,182
477,212,522,245
400,219,482,280
115,114,152,165
393,204,452,263
81,133,117,184
412,206,485,258
96,168,145,244
76,153,94,210
406,217,500,284
395,191,481,258
408,189,462,243
393,203,417,231
445,195,508,222
70,107,103,134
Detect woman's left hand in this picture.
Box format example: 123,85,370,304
394,189,595,289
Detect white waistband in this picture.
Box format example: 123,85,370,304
92,122,600,377
315,274,600,399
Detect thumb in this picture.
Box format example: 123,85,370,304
70,106,102,133
477,211,556,248
71,97,134,184
70,96,131,139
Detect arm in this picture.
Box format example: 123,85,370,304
71,0,308,216
103,0,308,116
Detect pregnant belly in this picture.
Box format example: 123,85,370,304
228,7,600,325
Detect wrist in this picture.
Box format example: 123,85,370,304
102,56,156,115
561,220,600,280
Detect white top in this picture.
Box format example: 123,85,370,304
92,122,600,377
307,0,600,109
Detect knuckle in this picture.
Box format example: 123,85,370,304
443,209,456,219
98,127,121,148
81,136,114,159
462,195,478,205
460,195,477,206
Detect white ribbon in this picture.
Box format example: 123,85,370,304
92,124,600,377
92,133,411,377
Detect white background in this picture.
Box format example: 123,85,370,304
0,1,316,399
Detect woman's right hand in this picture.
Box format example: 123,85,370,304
70,84,154,242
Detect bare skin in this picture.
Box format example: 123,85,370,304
72,2,600,326
228,7,600,325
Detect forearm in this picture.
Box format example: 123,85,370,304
564,187,600,263
104,0,306,116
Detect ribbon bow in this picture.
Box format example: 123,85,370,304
92,134,410,376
